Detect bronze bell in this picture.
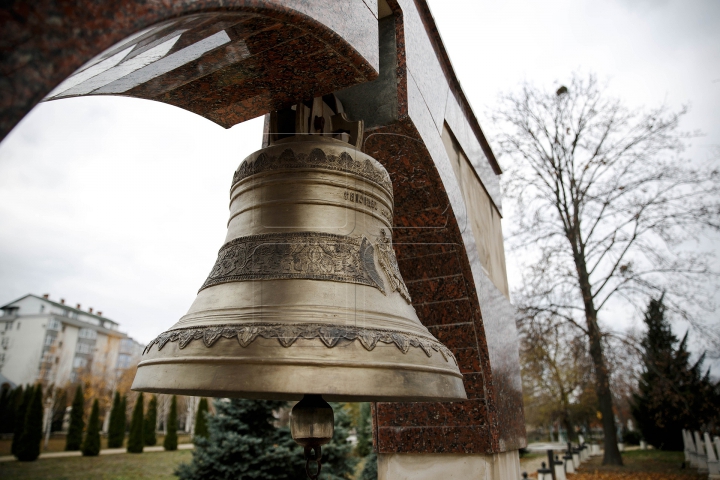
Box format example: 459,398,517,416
132,97,466,403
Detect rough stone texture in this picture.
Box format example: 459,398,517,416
0,0,378,141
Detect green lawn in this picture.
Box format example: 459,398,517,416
0,435,192,456
0,449,192,480
577,449,705,478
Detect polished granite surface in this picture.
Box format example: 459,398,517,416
1,0,378,140
353,0,526,454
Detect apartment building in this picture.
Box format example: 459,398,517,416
0,294,143,387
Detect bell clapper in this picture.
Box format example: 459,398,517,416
290,395,335,480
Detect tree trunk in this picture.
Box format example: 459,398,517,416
575,256,623,465
562,413,576,444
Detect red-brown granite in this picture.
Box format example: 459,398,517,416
376,425,494,454
0,0,379,141
414,299,475,327
453,348,482,374
406,275,468,305
397,250,462,281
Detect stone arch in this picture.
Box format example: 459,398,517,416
1,0,379,140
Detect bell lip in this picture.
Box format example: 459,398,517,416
130,384,468,403
131,344,468,403
131,367,468,403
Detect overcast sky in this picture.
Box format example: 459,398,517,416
0,0,718,354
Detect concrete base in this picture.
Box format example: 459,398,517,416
378,451,521,480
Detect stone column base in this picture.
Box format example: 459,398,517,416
378,450,521,480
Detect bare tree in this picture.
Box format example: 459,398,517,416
492,73,720,465
519,311,596,444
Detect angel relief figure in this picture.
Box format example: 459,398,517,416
376,229,412,303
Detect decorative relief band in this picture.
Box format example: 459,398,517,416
232,147,393,196
199,232,386,293
143,323,457,365
377,229,412,303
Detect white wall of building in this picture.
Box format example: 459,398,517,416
0,294,143,387
0,314,46,386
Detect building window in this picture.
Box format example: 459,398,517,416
72,356,88,369
76,343,93,354
78,328,97,340
3,322,11,331
47,319,61,330
1,337,9,348
40,305,45,313
120,338,135,353
44,334,56,346
0,353,5,365
16,322,20,330
117,353,132,369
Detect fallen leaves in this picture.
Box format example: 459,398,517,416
569,471,706,480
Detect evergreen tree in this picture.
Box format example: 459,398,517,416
193,397,209,439
176,398,301,480
11,385,32,456
144,395,157,446
176,399,357,480
127,393,144,453
82,399,101,456
631,296,720,450
359,452,378,480
65,385,84,451
107,391,124,448
318,403,357,480
356,402,372,457
0,386,10,433
120,396,127,437
164,395,178,451
16,384,43,461
0,386,19,434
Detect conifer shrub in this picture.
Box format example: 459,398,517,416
0,386,10,433
16,384,43,461
359,452,378,480
11,385,32,456
176,399,357,480
127,393,144,453
107,391,125,448
164,395,178,451
356,402,372,457
120,396,127,436
65,385,84,451
82,399,101,456
0,386,19,434
193,397,209,439
631,296,720,450
144,395,157,446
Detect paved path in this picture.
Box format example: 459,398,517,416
0,443,194,462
